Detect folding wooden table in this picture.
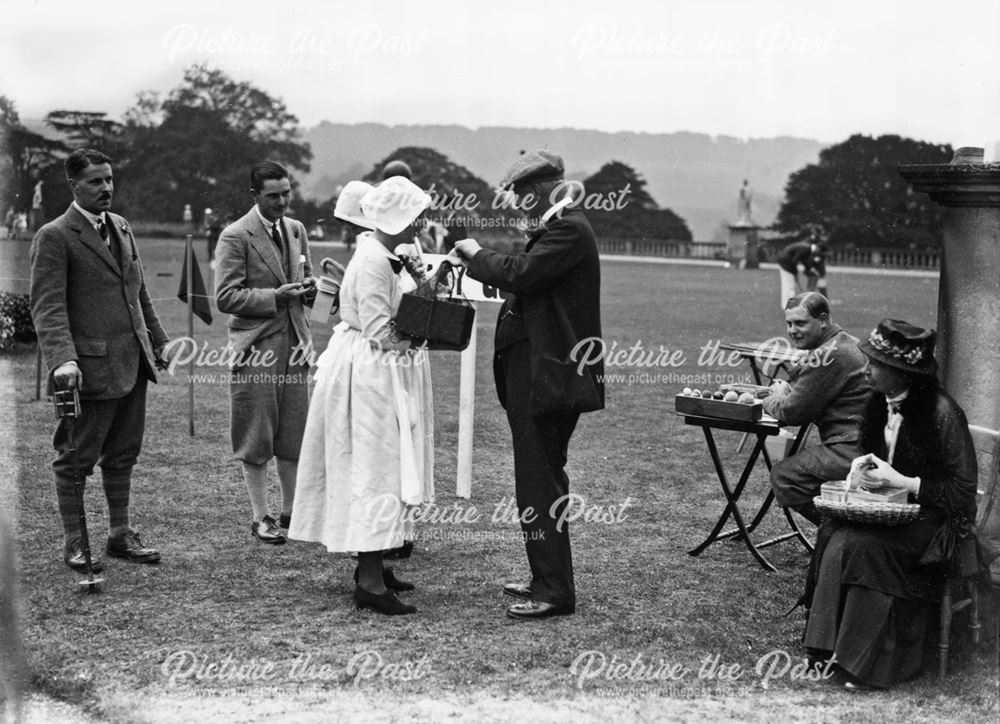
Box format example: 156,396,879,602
680,411,814,572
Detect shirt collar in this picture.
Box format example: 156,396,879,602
255,205,282,232
73,201,105,229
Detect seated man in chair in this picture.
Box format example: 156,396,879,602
762,292,870,524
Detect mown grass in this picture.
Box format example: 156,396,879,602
5,239,997,722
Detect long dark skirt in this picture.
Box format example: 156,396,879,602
804,517,943,688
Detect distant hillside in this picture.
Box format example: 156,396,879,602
301,123,828,239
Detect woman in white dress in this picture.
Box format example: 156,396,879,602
290,177,434,615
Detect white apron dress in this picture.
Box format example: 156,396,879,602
290,234,434,552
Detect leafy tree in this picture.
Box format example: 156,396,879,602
775,134,952,249
163,65,310,172
581,161,691,241
118,64,312,221
0,96,66,217
45,110,123,153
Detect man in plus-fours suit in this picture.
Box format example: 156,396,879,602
215,160,315,545
451,150,605,620
30,148,169,572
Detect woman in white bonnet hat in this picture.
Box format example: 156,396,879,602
289,176,434,616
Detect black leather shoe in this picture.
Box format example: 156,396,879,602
354,586,417,615
503,582,533,599
279,512,291,529
64,540,104,573
106,530,161,564
506,600,575,620
354,566,415,592
383,540,414,560
844,681,881,693
251,515,286,545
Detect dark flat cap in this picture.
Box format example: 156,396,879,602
499,150,565,190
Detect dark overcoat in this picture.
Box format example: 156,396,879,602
466,209,604,416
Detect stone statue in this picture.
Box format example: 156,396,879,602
736,179,753,225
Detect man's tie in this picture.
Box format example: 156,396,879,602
97,217,108,243
271,221,283,252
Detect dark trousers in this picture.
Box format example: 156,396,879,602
207,230,220,261
501,341,578,607
770,441,858,509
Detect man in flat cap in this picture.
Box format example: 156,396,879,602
450,150,604,620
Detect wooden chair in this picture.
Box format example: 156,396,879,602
937,423,999,680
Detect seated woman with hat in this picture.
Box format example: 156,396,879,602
289,176,435,616
803,319,977,690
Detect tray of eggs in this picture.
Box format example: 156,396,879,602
675,385,764,421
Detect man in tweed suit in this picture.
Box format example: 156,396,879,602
30,148,169,571
763,291,871,524
215,160,315,544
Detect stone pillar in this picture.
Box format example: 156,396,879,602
727,224,759,269
745,227,759,269
899,150,1000,430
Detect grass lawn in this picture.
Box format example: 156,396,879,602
4,238,998,723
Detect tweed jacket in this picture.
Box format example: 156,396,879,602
214,209,313,361
466,208,604,415
29,205,168,399
762,324,870,445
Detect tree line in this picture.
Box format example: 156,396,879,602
0,63,953,248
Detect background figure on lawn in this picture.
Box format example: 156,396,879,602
805,319,977,691
763,292,870,525
215,160,316,545
29,148,169,572
451,150,604,620
290,176,434,616
777,239,828,307
12,212,28,241
204,207,222,268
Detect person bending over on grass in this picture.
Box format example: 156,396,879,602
777,239,828,308
762,292,870,525
804,319,977,691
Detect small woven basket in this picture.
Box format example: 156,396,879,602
814,498,921,526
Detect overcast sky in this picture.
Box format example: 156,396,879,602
3,0,998,146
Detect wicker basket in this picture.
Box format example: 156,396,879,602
814,498,921,526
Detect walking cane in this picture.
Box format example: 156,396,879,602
53,387,104,592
